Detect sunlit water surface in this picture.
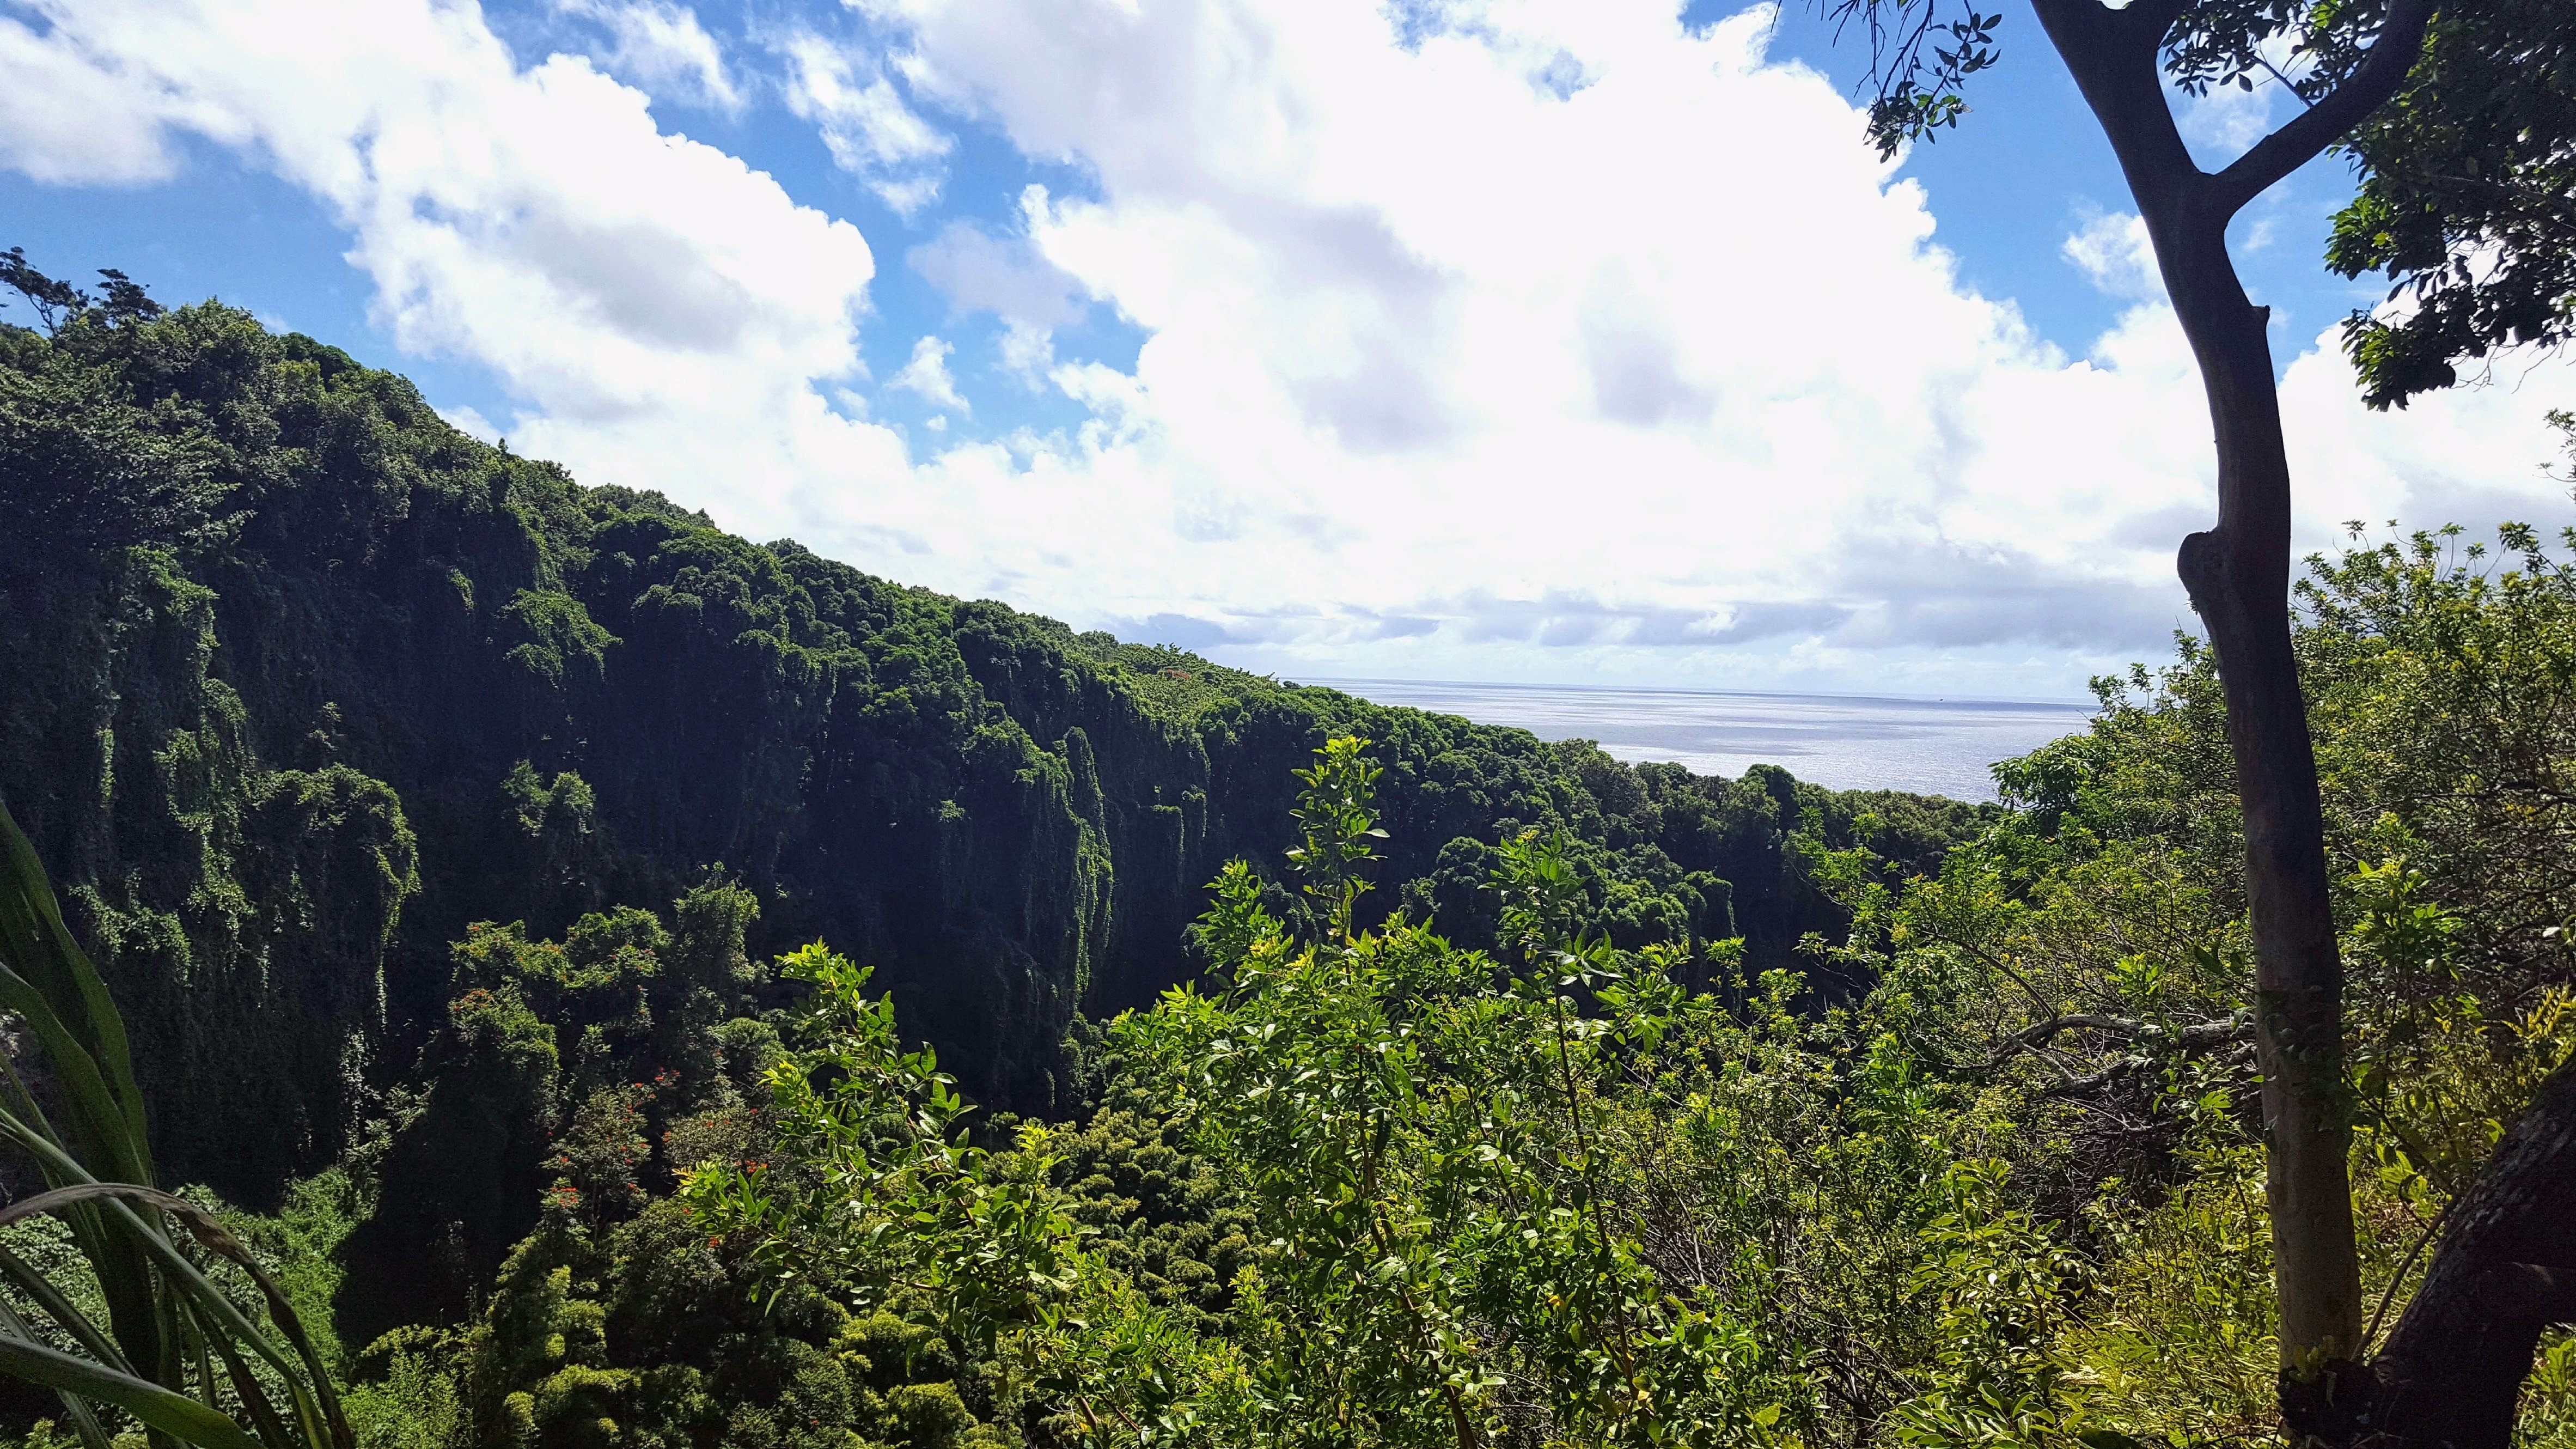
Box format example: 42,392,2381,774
1305,679,2098,803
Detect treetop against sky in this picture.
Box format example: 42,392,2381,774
1,0,2567,698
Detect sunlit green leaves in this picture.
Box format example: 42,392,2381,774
680,942,1086,1362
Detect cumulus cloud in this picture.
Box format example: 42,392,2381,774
845,0,2224,671
890,334,969,412
907,212,1085,328
0,0,891,541
554,0,743,113
2063,209,2162,301
774,31,953,214
2175,79,2278,159
7,0,2569,697
0,13,223,182
846,0,2566,690
439,403,504,443
995,321,1056,386
2166,28,2316,167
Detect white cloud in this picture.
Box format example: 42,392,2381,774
2177,80,2276,159
0,0,884,537
555,0,743,113
2170,34,2308,167
850,1,2197,664
996,320,1056,386
890,334,969,412
0,13,226,182
833,0,2573,690
2063,209,2162,301
774,31,953,214
2281,340,2576,552
439,403,503,443
908,212,1085,328
7,0,2568,698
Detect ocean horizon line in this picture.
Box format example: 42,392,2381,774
1298,674,2099,715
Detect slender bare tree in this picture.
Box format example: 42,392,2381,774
1822,0,2576,1437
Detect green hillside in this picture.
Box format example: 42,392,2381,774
0,300,1982,1214
8,284,2576,1449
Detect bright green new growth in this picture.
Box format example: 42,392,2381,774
1285,735,1388,944
0,799,348,1449
12,271,2576,1440
676,738,2090,1445
9,521,2571,1445
549,521,2576,1444
680,942,1081,1360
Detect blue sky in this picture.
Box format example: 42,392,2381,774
4,0,2378,431
3,0,2566,698
3,0,1155,443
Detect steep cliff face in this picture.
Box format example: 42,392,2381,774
0,303,1993,1202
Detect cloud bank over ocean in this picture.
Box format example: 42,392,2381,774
4,0,2566,696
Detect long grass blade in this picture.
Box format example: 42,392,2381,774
0,800,347,1448
0,802,150,1173
0,1334,264,1449
0,1184,350,1447
190,1304,294,1449
56,1391,114,1449
0,1274,115,1449
0,1036,69,1158
0,800,167,1381
0,966,138,1186
0,1015,162,1372
0,1244,133,1374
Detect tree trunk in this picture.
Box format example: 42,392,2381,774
2136,169,2576,1449
2285,1051,2576,1446
2019,0,2572,1437
2154,219,2366,1374
2025,0,2366,1373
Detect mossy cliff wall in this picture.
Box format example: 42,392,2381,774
0,305,1990,1201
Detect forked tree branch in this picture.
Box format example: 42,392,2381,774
2029,0,2205,224
2117,0,2194,52
2209,0,2437,217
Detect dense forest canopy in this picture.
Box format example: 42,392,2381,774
0,295,1973,1269
6,286,2576,1445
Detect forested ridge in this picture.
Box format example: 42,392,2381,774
0,299,1981,1352
10,296,2576,1446
5,0,2572,1429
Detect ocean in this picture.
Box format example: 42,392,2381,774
1305,678,2099,803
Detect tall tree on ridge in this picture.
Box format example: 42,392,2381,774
1824,0,2576,1439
